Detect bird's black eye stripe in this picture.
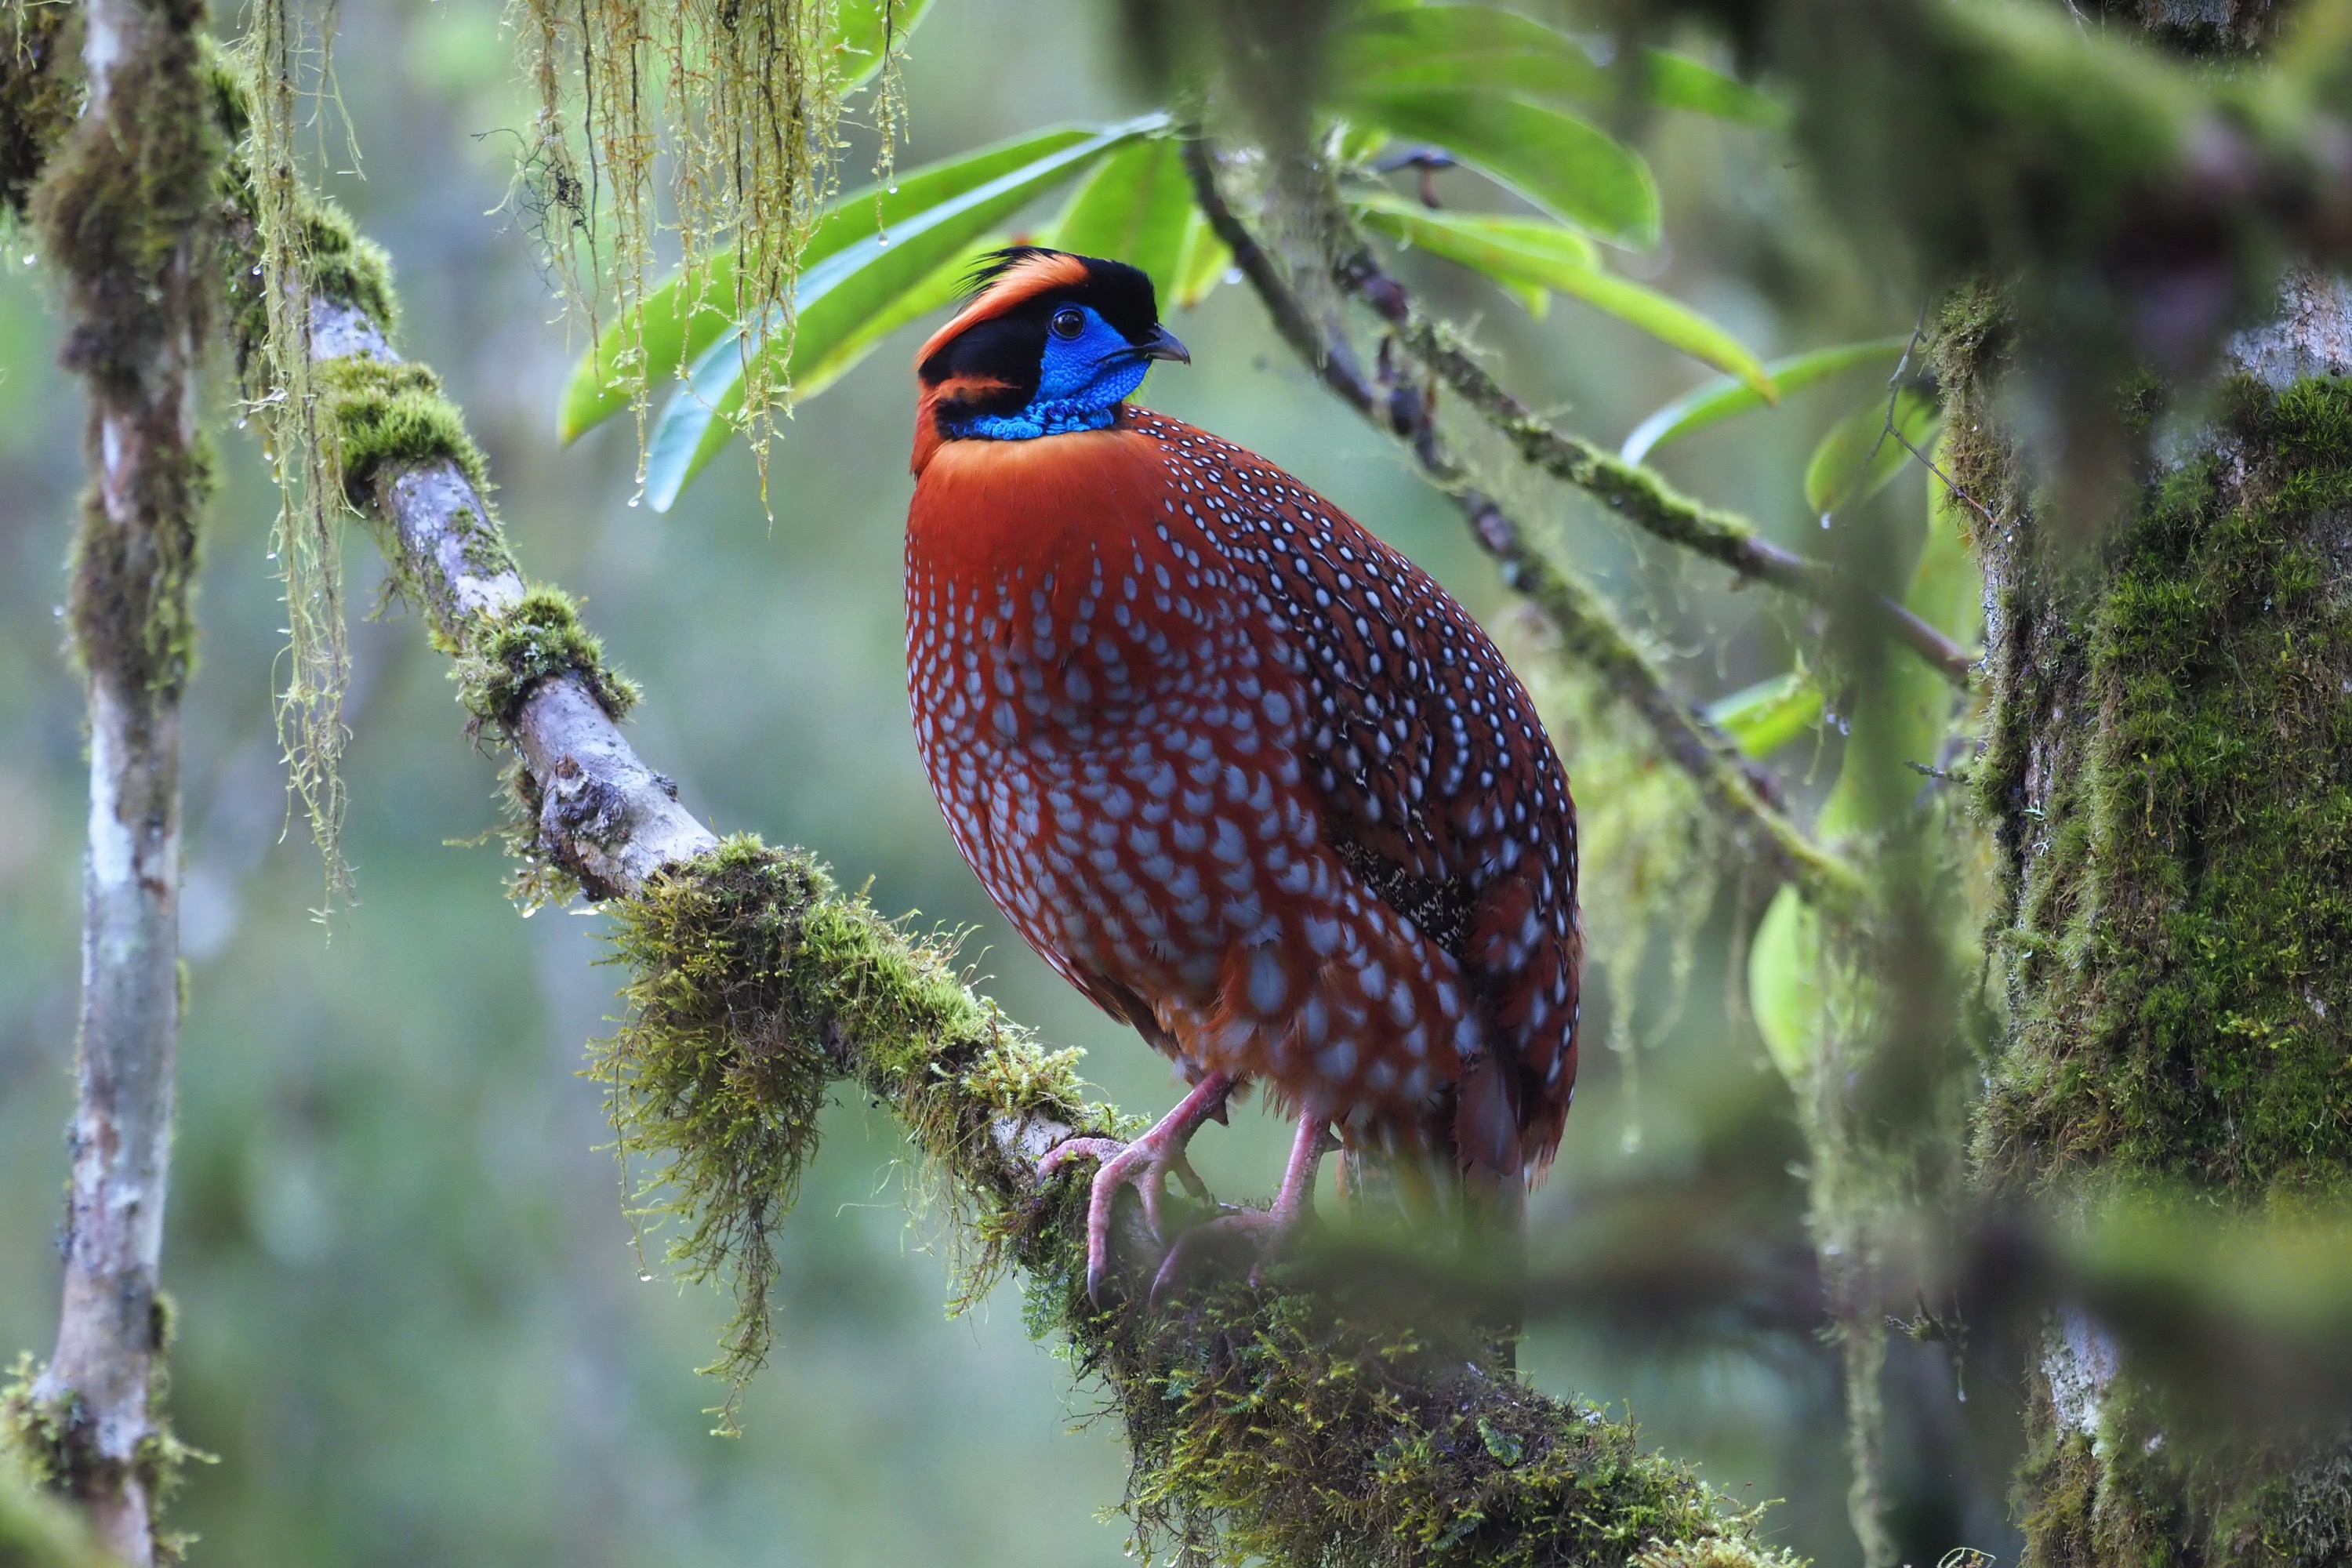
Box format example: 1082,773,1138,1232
1051,306,1086,340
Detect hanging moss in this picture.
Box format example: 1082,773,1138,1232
516,0,855,483
595,837,1799,1563
593,835,1106,1423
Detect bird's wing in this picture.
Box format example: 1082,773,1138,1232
1135,414,1581,1178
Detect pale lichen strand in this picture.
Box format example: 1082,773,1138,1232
595,837,1798,1565
515,0,847,488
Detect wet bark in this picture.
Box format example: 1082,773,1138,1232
23,0,218,1555
1955,263,2352,1565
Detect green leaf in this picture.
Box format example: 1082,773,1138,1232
1331,5,1611,105
1619,336,1911,463
833,0,935,89
1353,192,1599,275
558,123,1104,445
1545,267,1773,394
1802,388,1939,520
1353,194,1766,390
788,233,1004,406
1747,887,1824,1083
1749,426,1982,1090
642,114,1167,510
1705,670,1825,760
1330,6,1786,126
1170,207,1232,310
1640,49,1788,127
1043,137,1194,303
1331,88,1659,247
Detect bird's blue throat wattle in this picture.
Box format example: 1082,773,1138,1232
941,303,1156,441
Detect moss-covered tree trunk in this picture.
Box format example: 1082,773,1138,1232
7,0,219,1559
1950,260,2352,1563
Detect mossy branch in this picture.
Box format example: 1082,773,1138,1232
1179,133,1863,916
0,1443,111,1568
1325,249,1976,690
599,838,1800,1566
169,62,1812,1566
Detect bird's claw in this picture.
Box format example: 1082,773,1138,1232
1039,1131,1207,1302
1149,1207,1299,1301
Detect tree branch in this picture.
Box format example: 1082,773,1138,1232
1179,133,1864,913
13,0,218,1558
1333,257,1978,689
194,73,1805,1567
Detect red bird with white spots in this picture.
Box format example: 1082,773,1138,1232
904,247,1580,1293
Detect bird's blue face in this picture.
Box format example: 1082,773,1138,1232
942,302,1187,441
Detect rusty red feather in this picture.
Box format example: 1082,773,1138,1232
905,260,1580,1192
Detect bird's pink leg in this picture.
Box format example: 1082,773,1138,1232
1039,1070,1237,1300
1152,1102,1336,1298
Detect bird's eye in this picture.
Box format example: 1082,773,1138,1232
1050,307,1086,340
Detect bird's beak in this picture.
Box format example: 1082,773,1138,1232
1142,325,1191,365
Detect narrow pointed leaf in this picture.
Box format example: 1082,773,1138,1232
1705,670,1825,759
1640,49,1788,127
1331,6,1787,126
1353,192,1764,388
1330,88,1658,247
1546,267,1772,394
643,114,1168,509
1170,208,1232,310
834,0,935,89
789,233,1004,406
559,123,1103,444
1750,434,1980,1087
1331,5,1610,104
1352,192,1599,277
1620,336,1911,463
1803,388,1939,519
1044,138,1194,302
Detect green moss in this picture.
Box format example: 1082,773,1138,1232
0,1,81,223
2016,1358,2352,1568
317,356,487,492
64,438,213,701
2,1312,208,1566
597,839,1798,1563
28,0,220,704
1976,374,2352,1198
593,837,1112,1425
452,585,639,737
0,1446,107,1568
296,199,396,328
1096,1278,1798,1568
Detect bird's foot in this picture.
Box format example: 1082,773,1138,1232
1040,1075,1233,1301
1150,1110,1334,1300
1149,1203,1303,1298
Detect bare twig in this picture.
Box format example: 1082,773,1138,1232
1181,134,1864,912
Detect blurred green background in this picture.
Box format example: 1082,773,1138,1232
0,2,1991,1562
